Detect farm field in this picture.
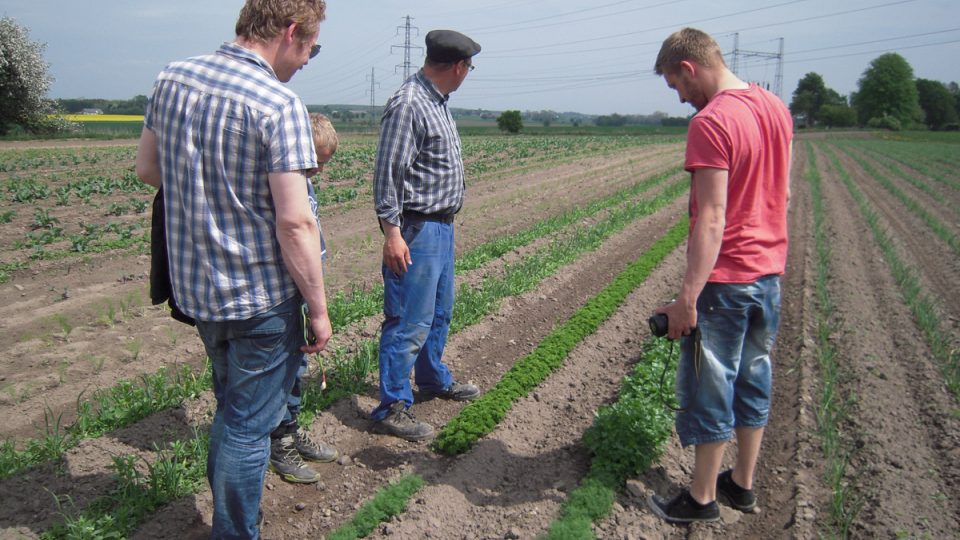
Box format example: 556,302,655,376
0,130,958,539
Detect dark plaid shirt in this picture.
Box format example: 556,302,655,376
374,70,465,226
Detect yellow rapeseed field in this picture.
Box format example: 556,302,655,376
60,114,144,122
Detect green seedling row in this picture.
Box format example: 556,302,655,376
833,143,960,256
546,337,677,539
822,143,959,399
28,168,689,539
806,142,861,537
434,218,688,455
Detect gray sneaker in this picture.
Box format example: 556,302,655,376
372,401,434,441
420,381,480,401
269,434,320,483
293,428,338,463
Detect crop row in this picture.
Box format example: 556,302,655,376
331,223,687,539
1,162,684,478
820,142,959,398
804,143,860,536
29,169,688,538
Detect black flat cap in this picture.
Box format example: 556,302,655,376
425,30,481,63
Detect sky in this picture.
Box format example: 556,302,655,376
4,0,959,117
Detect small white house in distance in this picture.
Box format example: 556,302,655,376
81,108,103,115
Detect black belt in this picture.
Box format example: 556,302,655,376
402,210,455,224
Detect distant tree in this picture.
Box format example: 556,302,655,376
818,103,857,128
790,73,827,128
497,110,522,133
915,79,958,131
0,16,59,135
789,72,851,128
852,53,923,128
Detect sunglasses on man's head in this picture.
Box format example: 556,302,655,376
310,44,321,59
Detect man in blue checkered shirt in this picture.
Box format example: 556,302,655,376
135,1,330,537
370,30,483,442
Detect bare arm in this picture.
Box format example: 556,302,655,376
135,127,162,189
656,167,728,339
269,171,332,352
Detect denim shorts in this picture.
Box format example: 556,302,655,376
675,275,781,447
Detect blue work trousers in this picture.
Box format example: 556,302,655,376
371,219,455,421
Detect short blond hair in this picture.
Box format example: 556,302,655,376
654,28,725,75
310,113,338,155
235,0,326,43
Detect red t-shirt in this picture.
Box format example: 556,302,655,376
685,84,793,283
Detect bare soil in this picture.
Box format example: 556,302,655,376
1,134,959,539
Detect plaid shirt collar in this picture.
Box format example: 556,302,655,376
414,69,449,105
216,41,279,81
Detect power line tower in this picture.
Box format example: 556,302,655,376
729,33,785,98
365,67,381,128
391,15,422,80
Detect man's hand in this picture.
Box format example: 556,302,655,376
381,220,412,274
654,297,698,341
302,310,332,353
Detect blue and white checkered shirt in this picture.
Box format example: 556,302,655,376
144,42,317,321
374,70,465,226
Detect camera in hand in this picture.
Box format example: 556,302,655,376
649,313,669,337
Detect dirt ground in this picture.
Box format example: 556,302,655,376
1,134,958,539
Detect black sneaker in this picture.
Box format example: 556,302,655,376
420,381,480,401
647,488,720,524
269,434,320,483
371,401,434,441
717,469,757,512
293,428,338,463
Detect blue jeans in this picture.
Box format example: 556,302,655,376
196,295,304,539
675,275,781,447
371,219,455,421
275,354,307,433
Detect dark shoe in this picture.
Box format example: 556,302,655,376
420,381,480,401
717,469,757,512
647,488,720,524
372,401,434,441
269,434,320,483
293,428,338,463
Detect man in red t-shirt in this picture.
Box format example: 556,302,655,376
647,27,793,524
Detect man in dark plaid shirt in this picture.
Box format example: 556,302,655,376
370,30,482,441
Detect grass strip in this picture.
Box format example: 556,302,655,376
823,143,959,399
546,337,676,539
42,430,209,540
434,217,688,455
806,142,861,536
326,474,425,540
0,364,210,479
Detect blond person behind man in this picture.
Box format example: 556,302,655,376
268,113,340,483
135,1,331,537
647,28,793,524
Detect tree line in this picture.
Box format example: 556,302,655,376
1,16,957,136
790,53,959,131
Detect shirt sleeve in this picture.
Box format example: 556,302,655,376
685,114,731,173
267,99,318,173
373,101,419,226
